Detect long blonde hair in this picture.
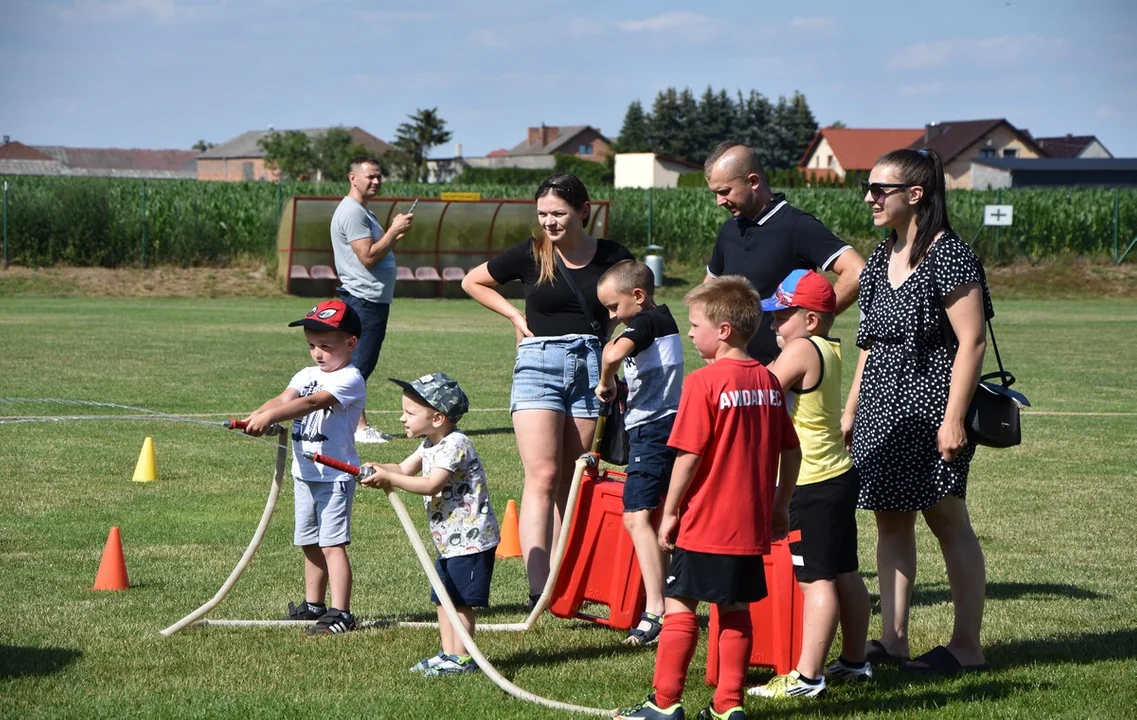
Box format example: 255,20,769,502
531,174,592,285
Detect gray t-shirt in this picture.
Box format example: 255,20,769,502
330,196,397,304
618,304,684,430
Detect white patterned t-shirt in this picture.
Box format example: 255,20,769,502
415,431,500,558
286,364,366,482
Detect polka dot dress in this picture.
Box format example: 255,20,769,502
852,233,993,512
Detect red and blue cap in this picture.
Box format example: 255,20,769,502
760,269,836,313
288,299,362,337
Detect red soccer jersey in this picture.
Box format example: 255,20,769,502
667,357,800,555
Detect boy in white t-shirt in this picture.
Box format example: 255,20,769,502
242,299,367,635
361,373,500,677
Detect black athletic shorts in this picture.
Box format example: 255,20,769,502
665,547,768,605
789,467,860,582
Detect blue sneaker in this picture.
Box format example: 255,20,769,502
614,693,685,719
409,651,447,674
422,654,479,677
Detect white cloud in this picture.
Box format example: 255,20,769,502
790,17,835,31
617,11,715,34
892,35,1069,70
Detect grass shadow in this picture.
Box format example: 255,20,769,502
870,581,1107,611
985,627,1137,668
0,646,83,679
462,427,515,438
759,679,1045,718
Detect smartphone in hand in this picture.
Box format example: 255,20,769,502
408,198,420,213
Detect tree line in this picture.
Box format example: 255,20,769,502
616,86,820,171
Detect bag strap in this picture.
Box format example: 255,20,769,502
554,252,604,335
939,288,1015,389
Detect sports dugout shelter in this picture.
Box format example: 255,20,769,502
277,195,611,298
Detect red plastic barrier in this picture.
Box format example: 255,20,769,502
548,468,647,631
705,531,804,684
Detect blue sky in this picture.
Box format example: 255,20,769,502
2,0,1135,157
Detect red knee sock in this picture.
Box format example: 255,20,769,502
713,609,753,714
652,611,698,708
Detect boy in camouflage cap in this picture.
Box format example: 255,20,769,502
360,373,499,677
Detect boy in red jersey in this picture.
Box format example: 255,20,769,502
615,276,802,720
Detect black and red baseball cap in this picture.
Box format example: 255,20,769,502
288,299,361,337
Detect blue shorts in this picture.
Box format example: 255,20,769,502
338,289,390,381
623,415,677,512
431,547,496,608
510,335,601,417
293,478,355,547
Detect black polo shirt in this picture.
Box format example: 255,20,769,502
706,194,851,364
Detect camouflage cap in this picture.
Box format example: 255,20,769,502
389,372,469,422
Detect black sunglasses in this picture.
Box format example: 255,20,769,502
861,181,912,198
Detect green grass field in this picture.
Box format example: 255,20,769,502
1,292,1135,719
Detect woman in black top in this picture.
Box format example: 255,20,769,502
463,174,633,605
843,148,991,674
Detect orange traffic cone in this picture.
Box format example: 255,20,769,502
92,527,130,591
132,437,157,482
496,498,522,558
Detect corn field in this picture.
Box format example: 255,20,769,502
1,176,1134,268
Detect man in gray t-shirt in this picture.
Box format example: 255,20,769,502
330,155,414,443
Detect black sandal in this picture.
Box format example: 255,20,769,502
864,639,909,666
622,612,663,646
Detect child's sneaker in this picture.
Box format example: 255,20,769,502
422,654,479,677
354,425,392,444
409,651,447,674
304,608,356,635
282,600,325,621
747,670,826,698
827,657,873,683
695,706,747,720
614,693,685,719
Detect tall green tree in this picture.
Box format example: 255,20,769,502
787,91,819,164
259,130,315,181
616,100,652,153
312,126,369,182
391,108,452,183
736,90,774,159
695,87,736,161
648,88,683,159
192,139,215,152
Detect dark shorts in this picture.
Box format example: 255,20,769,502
623,416,676,513
789,467,861,583
430,547,496,608
665,547,768,605
338,290,390,381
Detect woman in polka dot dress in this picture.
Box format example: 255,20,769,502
841,148,992,675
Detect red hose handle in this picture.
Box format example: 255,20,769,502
224,419,283,436
304,452,375,478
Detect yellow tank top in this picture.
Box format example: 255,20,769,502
790,336,854,485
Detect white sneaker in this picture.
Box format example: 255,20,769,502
354,425,391,444
827,657,874,683
747,670,826,698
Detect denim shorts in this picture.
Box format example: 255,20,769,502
338,289,390,381
510,335,602,417
623,415,677,512
430,547,496,608
294,478,355,547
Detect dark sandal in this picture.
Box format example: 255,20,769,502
864,639,910,666
903,645,989,675
622,612,663,646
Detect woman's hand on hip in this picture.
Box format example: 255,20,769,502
512,314,533,345
937,417,969,463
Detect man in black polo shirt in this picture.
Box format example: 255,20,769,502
703,141,865,364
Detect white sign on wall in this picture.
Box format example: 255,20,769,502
984,205,1014,226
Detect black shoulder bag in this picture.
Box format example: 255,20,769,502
966,318,1030,448
554,254,629,465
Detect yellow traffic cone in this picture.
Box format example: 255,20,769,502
132,437,158,482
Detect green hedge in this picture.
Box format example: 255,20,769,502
1,175,1133,268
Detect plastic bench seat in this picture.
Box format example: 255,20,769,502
290,265,310,279
396,266,415,281
441,267,466,281
415,266,442,281
309,265,338,280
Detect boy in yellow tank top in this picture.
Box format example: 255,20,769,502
748,270,872,700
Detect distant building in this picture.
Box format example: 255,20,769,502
1035,134,1113,159
909,119,1046,189
196,127,391,182
971,157,1137,189
614,152,703,189
0,135,196,178
797,127,926,181
504,124,612,164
